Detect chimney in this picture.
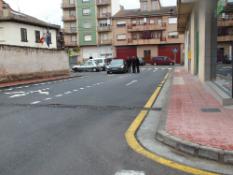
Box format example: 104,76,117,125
0,0,3,16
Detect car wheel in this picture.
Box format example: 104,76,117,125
73,68,78,72
92,68,97,72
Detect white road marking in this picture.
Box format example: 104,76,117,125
80,88,85,90
86,86,92,88
44,98,52,101
24,86,29,88
115,170,145,175
126,80,138,86
55,94,63,97
6,88,13,91
168,68,172,70
64,91,72,95
31,101,41,105
73,89,79,92
153,70,157,73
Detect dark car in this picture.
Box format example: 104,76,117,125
106,59,128,74
152,56,175,65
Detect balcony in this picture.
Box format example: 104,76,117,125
96,0,110,6
127,23,166,32
98,12,111,19
98,26,111,32
64,27,77,34
65,41,77,47
61,3,76,9
218,35,233,42
62,16,76,22
99,39,112,45
218,19,233,27
128,38,161,45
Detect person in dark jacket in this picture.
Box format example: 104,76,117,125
136,56,140,73
132,56,136,73
126,57,132,73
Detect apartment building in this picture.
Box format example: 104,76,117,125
217,1,233,63
112,0,184,64
62,0,120,60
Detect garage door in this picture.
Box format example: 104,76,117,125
158,45,181,64
116,47,137,60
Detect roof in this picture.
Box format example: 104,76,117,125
113,7,177,19
0,1,60,29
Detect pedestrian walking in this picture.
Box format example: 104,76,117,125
132,56,136,73
136,56,140,73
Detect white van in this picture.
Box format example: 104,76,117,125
93,58,107,71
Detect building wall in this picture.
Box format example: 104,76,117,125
80,45,113,60
137,45,158,58
77,0,97,46
0,22,57,49
0,45,69,82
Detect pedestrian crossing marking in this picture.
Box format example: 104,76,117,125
115,170,145,175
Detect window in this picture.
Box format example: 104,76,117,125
141,2,148,11
168,32,179,38
69,10,76,17
71,36,77,42
117,21,126,27
168,17,177,24
83,8,91,15
20,28,27,42
35,30,40,43
69,0,75,4
84,34,92,41
116,34,126,40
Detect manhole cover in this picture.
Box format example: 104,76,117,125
201,108,221,113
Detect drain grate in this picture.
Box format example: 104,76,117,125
201,108,221,113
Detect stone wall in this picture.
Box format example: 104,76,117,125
0,45,69,83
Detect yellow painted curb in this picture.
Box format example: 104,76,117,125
125,73,219,175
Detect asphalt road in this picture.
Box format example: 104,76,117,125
0,66,188,175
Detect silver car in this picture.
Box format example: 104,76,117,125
72,60,101,72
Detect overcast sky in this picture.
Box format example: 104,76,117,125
4,0,176,26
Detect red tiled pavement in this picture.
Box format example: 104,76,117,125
0,75,70,88
166,67,233,151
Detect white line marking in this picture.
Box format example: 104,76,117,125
6,88,13,91
86,86,92,88
126,80,138,86
80,88,85,90
115,170,145,175
31,101,41,105
64,91,72,95
44,98,52,101
24,86,29,88
73,89,79,92
153,70,157,73
55,94,63,97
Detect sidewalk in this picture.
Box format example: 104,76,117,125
0,73,80,88
165,67,233,151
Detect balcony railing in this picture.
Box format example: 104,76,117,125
127,23,166,32
98,12,111,19
96,0,110,6
218,35,233,42
65,41,77,47
97,26,111,32
99,39,112,45
62,16,76,21
64,27,77,34
61,3,76,9
128,38,161,45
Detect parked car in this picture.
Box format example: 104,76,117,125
138,57,146,66
93,58,108,71
72,60,101,72
106,59,128,74
152,56,175,65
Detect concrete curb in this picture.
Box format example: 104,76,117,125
0,74,81,89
